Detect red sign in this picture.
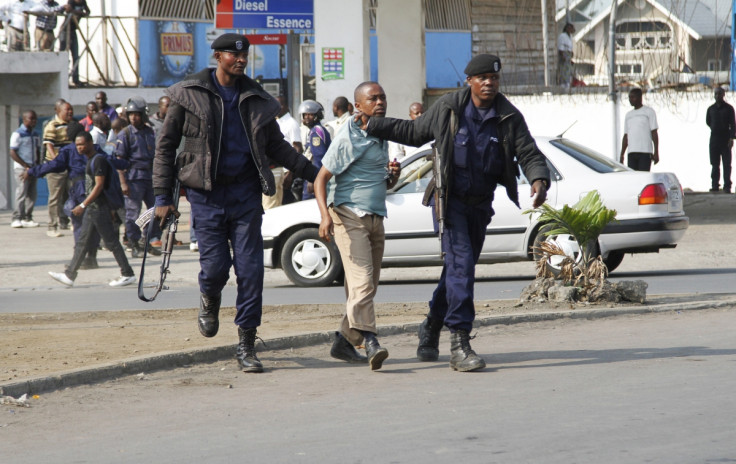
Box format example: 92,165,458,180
247,34,287,45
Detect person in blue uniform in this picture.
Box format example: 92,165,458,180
299,99,331,200
48,131,136,288
152,33,319,373
24,121,128,269
361,54,550,372
115,97,161,258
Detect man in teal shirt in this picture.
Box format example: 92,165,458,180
315,81,401,371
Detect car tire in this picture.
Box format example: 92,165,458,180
532,227,598,278
602,250,624,273
280,228,343,287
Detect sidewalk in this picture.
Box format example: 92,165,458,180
1,191,735,397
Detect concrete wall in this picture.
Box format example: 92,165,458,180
314,0,370,114
376,0,425,119
512,90,723,192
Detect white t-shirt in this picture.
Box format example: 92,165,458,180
9,127,40,169
558,32,573,53
324,112,351,139
624,105,658,153
277,112,301,146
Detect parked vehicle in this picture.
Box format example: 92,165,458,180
262,137,689,287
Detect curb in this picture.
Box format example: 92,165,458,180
2,298,734,398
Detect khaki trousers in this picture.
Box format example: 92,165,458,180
262,167,284,210
46,171,69,229
35,28,55,51
329,205,385,346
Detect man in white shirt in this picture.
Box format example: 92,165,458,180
619,88,659,171
324,96,352,139
557,23,575,89
388,102,424,162
0,0,50,51
265,96,303,208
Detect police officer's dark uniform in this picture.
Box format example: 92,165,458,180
705,88,735,193
153,33,319,373
365,55,550,372
115,98,160,257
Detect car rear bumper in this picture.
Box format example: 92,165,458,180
599,216,689,255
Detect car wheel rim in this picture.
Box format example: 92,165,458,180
291,239,332,279
544,234,583,270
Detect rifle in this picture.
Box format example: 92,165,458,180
431,145,446,259
136,180,181,302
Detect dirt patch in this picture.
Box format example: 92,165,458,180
4,294,717,383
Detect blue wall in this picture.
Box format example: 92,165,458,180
425,31,471,88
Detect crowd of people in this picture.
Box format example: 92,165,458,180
10,89,175,287
0,0,89,85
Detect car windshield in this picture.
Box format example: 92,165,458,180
392,151,433,194
549,139,627,173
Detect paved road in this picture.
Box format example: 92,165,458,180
2,265,734,313
3,308,735,463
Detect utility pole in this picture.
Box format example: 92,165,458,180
608,0,619,159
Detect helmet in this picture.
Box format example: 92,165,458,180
298,100,324,120
125,96,148,114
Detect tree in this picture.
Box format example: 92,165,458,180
525,190,617,287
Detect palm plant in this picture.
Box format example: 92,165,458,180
525,190,617,287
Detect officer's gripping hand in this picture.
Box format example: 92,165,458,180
531,180,548,208
155,205,179,229
353,112,370,131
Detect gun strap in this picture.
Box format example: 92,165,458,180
137,217,162,302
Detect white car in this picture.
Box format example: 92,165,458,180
262,137,689,287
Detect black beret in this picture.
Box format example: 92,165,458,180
464,54,502,76
211,33,250,52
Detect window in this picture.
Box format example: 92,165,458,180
708,59,723,71
549,139,627,173
614,21,672,50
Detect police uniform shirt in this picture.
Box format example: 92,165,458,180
306,124,331,170
115,124,156,181
210,70,255,179
451,99,505,198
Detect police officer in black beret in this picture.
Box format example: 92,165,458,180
152,33,319,373
358,54,550,372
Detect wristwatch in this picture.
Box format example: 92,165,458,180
79,203,86,209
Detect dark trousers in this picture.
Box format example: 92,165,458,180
429,196,493,332
68,179,100,251
59,26,80,85
124,179,160,242
627,152,652,172
65,204,134,281
188,181,264,329
709,140,732,191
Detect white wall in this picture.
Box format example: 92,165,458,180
512,90,723,192
314,0,370,113
376,0,425,119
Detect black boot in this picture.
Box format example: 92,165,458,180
417,315,443,361
237,327,264,373
198,293,221,337
365,337,389,371
141,238,161,256
330,332,368,363
130,241,142,259
449,330,486,372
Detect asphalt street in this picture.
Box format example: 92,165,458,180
2,308,735,464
